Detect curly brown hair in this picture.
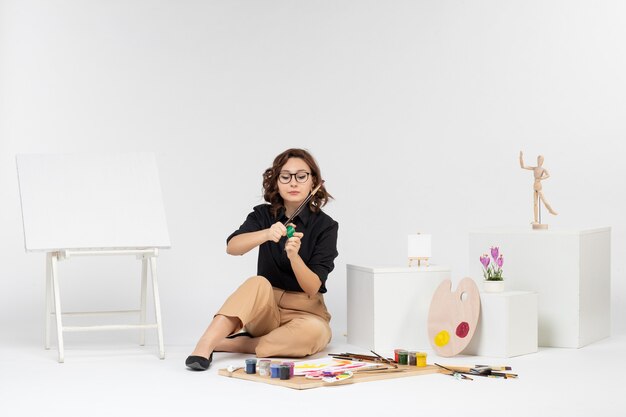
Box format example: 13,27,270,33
263,148,333,218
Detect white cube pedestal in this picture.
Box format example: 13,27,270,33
465,291,538,358
347,264,451,352
469,227,611,348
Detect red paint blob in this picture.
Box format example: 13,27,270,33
456,322,470,338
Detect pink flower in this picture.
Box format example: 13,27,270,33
481,246,505,280
480,254,490,268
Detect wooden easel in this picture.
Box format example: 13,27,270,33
45,249,164,363
408,257,429,267
17,153,170,362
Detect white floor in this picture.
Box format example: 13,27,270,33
2,335,625,417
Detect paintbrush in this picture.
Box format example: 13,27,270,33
441,365,491,374
491,371,518,379
283,180,325,236
353,367,405,374
329,353,376,362
439,365,517,379
434,363,473,381
330,355,364,361
328,352,397,366
344,352,395,363
475,365,512,371
370,350,398,369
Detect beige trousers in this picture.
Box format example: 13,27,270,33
216,276,332,358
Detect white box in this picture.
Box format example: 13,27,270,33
347,264,451,352
469,227,611,348
465,291,538,358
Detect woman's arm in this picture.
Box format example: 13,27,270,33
284,232,322,296
290,256,321,296
226,222,286,256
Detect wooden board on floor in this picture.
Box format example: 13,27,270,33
218,365,441,390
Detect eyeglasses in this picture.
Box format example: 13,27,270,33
278,171,311,184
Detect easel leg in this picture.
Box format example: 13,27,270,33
140,258,148,346
149,257,165,359
45,253,52,350
50,253,65,363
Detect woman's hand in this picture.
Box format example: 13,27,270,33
266,222,287,243
285,231,304,260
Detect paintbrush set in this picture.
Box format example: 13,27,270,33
328,351,398,368
435,363,518,380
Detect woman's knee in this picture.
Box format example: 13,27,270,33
239,275,273,297
291,319,332,355
255,318,331,358
242,275,271,289
304,319,331,342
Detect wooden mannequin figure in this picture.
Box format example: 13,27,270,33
519,151,558,229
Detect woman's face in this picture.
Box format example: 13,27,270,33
277,157,313,206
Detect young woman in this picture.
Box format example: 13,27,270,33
186,148,338,370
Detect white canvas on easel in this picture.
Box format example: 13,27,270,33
17,153,170,251
16,152,171,362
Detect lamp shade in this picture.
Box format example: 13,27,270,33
408,234,431,258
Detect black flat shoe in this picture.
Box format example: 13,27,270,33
226,331,252,339
185,353,212,371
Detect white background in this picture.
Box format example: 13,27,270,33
1,0,625,350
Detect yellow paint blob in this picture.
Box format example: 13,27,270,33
434,330,450,347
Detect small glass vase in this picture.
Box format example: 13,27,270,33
483,279,504,293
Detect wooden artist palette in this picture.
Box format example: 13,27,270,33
427,278,480,357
